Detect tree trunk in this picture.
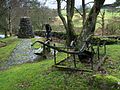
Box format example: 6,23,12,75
82,0,86,25
8,6,12,36
4,29,8,38
56,0,67,30
56,0,76,46
77,0,105,50
66,0,76,46
101,10,105,36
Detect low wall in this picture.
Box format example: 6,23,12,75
34,31,67,39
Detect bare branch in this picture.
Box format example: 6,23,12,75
74,7,83,17
56,0,67,30
0,1,20,17
85,1,94,7
70,0,75,18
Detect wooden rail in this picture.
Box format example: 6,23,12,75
31,40,79,55
31,39,107,72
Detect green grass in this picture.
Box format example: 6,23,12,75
104,45,120,79
106,45,120,60
0,41,120,90
31,37,45,49
0,52,91,90
0,37,20,66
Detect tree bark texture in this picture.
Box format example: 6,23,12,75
56,0,76,46
82,0,86,25
77,0,105,50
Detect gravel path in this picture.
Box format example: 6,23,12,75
0,39,38,70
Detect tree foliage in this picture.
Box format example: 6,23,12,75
0,0,57,36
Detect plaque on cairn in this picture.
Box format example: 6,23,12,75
18,17,34,38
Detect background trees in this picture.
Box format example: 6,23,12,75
0,0,9,38
0,0,57,37
30,0,57,30
101,0,120,35
0,0,118,51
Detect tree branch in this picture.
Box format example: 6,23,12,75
56,0,67,30
31,40,79,54
70,0,75,18
74,7,83,17
85,1,94,7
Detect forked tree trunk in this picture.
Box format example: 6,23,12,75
76,0,105,50
56,0,76,46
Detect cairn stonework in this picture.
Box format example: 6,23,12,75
18,17,34,38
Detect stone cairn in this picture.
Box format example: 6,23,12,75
18,17,34,38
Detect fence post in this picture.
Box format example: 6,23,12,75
73,54,76,68
54,44,56,65
67,47,69,58
97,42,100,60
103,41,106,55
43,44,45,55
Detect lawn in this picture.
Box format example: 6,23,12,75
0,37,20,67
104,45,120,79
0,52,91,90
0,44,120,90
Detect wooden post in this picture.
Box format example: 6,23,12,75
91,57,93,70
103,42,106,55
97,43,100,60
54,44,56,65
47,41,51,52
43,44,45,54
73,54,76,68
67,47,69,58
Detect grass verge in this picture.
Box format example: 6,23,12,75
0,37,20,67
